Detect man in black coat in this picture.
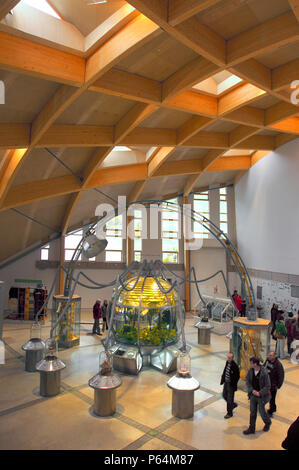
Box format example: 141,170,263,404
263,351,285,416
220,352,240,419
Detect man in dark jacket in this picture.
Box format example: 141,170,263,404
263,351,284,416
243,357,271,435
220,352,240,419
92,299,102,335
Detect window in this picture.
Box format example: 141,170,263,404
193,191,210,238
65,229,82,261
219,188,228,234
40,244,49,260
162,198,179,263
133,210,142,262
105,215,123,262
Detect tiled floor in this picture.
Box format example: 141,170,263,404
0,314,298,450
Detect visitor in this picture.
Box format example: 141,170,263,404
243,357,271,435
220,352,240,419
232,290,242,315
287,316,296,355
281,416,299,450
275,316,287,359
92,299,102,335
101,299,109,331
270,303,279,339
263,351,284,417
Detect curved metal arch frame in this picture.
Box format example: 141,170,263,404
64,199,256,315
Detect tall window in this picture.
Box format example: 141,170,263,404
162,198,179,263
105,215,123,262
133,210,142,262
219,187,228,234
193,191,210,238
65,229,82,261
40,244,49,260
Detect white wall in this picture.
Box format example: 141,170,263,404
235,139,299,275
190,244,227,308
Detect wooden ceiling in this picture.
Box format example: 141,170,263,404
0,0,298,263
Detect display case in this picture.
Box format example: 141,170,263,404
52,295,81,348
109,275,183,356
232,317,271,380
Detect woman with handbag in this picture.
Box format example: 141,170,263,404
275,316,287,359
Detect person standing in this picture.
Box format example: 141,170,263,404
275,316,287,359
270,304,279,339
287,316,296,355
263,351,284,417
220,352,240,419
232,291,242,315
243,357,271,435
101,299,109,331
92,299,102,335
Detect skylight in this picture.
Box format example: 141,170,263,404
114,146,132,152
192,71,243,96
21,0,60,19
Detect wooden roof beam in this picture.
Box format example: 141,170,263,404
167,0,222,26
177,116,214,145
288,0,299,21
265,101,299,126
90,68,162,104
218,83,266,116
0,32,85,86
148,146,176,177
162,56,221,102
227,11,299,66
272,59,299,91
0,1,21,20
269,117,299,135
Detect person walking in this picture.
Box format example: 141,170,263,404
101,299,109,331
220,352,240,419
243,357,271,435
275,316,287,359
263,351,284,417
92,299,102,335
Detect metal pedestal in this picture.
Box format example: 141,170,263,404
36,355,66,397
25,349,44,372
195,318,213,345
167,374,200,419
198,328,211,345
22,338,45,372
94,388,117,417
172,389,195,419
89,373,122,417
39,370,61,397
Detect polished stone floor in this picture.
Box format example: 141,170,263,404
0,313,298,450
